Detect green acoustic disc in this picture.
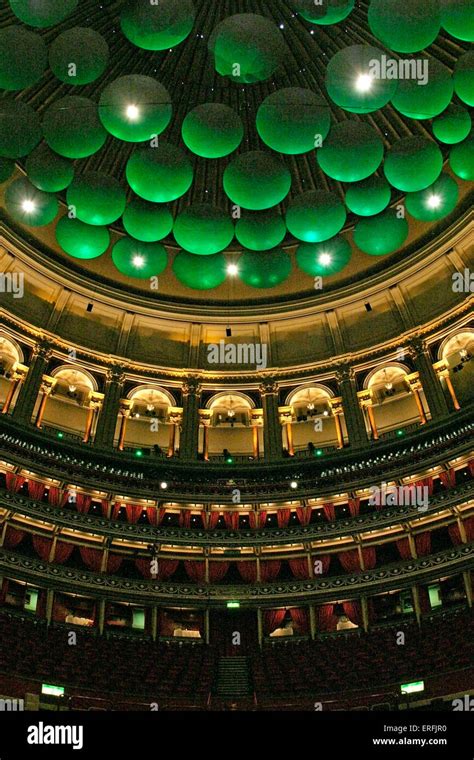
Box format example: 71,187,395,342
235,211,286,251
121,0,195,50
289,0,355,25
345,175,391,217
238,249,292,288
223,151,291,210
368,0,440,53
405,173,459,222
122,199,173,242
384,137,443,192
67,173,126,226
42,96,107,159
450,135,474,181
454,51,474,107
325,45,397,114
208,14,284,84
182,104,243,158
0,159,14,184
440,0,474,42
354,208,409,255
26,143,74,192
286,191,346,242
0,26,47,91
99,75,172,143
0,100,42,158
112,237,168,279
173,250,227,290
55,215,110,259
5,177,58,227
49,27,109,85
296,235,352,276
391,59,453,120
9,0,78,28
126,143,193,203
318,121,384,182
256,88,331,154
432,104,472,144
173,204,234,255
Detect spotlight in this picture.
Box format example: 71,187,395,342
126,104,140,121
355,73,373,92
426,194,441,209
290,480,298,489
132,255,145,268
227,263,239,276
160,481,168,489
318,252,332,266
21,199,36,214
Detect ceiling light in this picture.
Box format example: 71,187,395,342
318,252,332,266
426,193,441,209
68,384,77,394
290,480,298,489
160,481,168,489
126,104,140,121
227,263,239,276
132,254,145,268
355,73,373,92
21,199,36,214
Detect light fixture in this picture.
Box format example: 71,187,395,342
323,410,329,417
460,348,468,358
160,481,168,489
126,104,140,121
385,382,393,390
132,254,145,268
318,252,332,266
21,199,36,214
426,193,442,209
290,480,298,489
68,384,77,394
227,263,239,276
227,409,235,418
146,404,155,412
355,73,373,92
307,402,315,411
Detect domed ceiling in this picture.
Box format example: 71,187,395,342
0,0,472,305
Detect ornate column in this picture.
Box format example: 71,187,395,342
83,393,103,444
404,372,428,424
199,409,212,461
259,380,282,461
309,604,317,640
358,390,379,441
434,360,461,411
167,408,182,458
12,342,52,425
117,400,132,451
35,376,56,429
336,366,368,448
94,367,125,449
329,397,344,448
180,377,201,460
2,364,27,415
408,339,450,419
250,409,263,459
279,406,294,456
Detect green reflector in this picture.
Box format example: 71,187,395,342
41,684,65,697
400,680,424,695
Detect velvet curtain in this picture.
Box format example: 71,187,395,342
439,469,456,488
416,476,434,495
80,547,122,574
224,512,240,531
249,511,267,529
237,561,257,583
126,504,144,524
339,548,376,573
264,608,286,634
209,562,229,582
260,560,281,582
449,517,474,545
179,509,192,528
3,526,24,548
296,506,312,525
289,607,309,633
317,604,337,632
289,558,310,579
343,600,362,626
184,560,206,583
75,493,92,514
469,460,474,478
323,502,336,522
135,558,178,580
277,509,291,528
47,487,68,508
54,541,74,564
101,499,110,518
311,554,331,576
32,536,52,562
33,536,74,564
27,480,45,500
348,497,360,517
5,473,25,493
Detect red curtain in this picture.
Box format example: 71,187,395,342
317,604,337,632
323,502,336,522
224,512,240,531
264,608,286,633
260,560,281,582
439,469,456,488
201,510,209,529
249,511,267,529
54,541,74,564
179,509,192,528
311,554,331,576
343,600,362,626
277,509,291,528
396,537,412,560
184,561,206,583
136,558,178,579
3,526,24,548
449,517,474,545
415,477,434,495
36,589,47,618
5,473,25,493
208,511,220,530
418,586,431,614
101,499,110,518
339,549,362,573
237,561,257,583
469,460,474,478
289,607,309,633
415,532,431,557
362,547,376,569
126,504,144,524
112,502,122,520
76,494,92,514
33,536,52,562
348,497,360,517
289,558,310,579
209,562,229,582
47,487,68,508
296,506,312,525
148,507,166,526
80,547,122,574
106,554,122,574
27,480,45,500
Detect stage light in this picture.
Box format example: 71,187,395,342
355,73,373,92
290,480,298,489
21,199,36,213
227,263,239,276
126,104,140,121
426,193,442,208
160,481,168,489
318,252,332,266
132,254,145,268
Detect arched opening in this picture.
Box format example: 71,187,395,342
41,366,98,439
117,386,179,456
204,392,256,460
366,364,427,435
285,384,341,453
439,330,474,406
